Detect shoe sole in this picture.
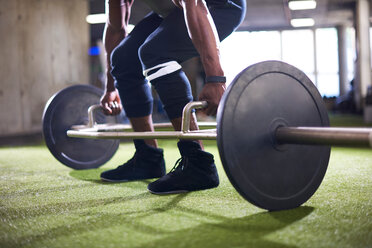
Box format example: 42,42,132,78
100,175,165,183
147,184,220,195
100,177,131,183
147,189,189,195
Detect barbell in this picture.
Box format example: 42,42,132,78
42,60,372,211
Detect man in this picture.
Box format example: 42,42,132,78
100,0,246,194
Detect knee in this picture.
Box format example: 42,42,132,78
151,70,194,119
139,42,182,83
111,43,142,81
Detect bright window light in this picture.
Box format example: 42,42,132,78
291,18,315,27
220,28,342,97
289,0,317,10
86,14,135,32
86,14,107,24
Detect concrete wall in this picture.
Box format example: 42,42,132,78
0,0,89,136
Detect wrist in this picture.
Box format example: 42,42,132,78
105,84,116,92
106,74,116,92
205,76,226,84
105,82,116,92
106,88,116,93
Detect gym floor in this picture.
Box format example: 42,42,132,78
0,114,371,248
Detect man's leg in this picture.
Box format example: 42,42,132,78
137,1,246,193
136,9,214,193
130,116,157,147
100,13,166,182
109,13,164,148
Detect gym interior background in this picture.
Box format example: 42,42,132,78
0,0,371,248
1,0,372,140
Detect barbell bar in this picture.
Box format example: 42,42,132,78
68,101,372,147
42,60,371,211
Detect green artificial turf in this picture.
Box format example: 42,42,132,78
0,114,372,248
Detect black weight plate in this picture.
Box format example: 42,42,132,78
217,61,331,211
42,85,123,170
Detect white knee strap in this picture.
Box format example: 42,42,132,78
143,61,182,82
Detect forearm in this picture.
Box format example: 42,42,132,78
104,26,125,91
181,0,224,77
104,0,133,91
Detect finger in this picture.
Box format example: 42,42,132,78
112,101,121,115
111,101,117,115
103,102,112,115
114,101,121,110
110,102,119,116
101,102,110,115
114,101,123,115
116,104,123,115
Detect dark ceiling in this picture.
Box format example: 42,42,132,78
89,0,366,42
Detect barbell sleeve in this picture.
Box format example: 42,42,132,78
275,127,372,148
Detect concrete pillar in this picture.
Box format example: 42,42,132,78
0,0,90,136
337,25,349,96
355,0,372,110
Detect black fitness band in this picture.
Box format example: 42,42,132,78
205,76,227,83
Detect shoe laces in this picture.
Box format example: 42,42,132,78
170,157,189,173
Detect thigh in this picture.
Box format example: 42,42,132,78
139,1,246,68
111,12,163,78
111,13,163,118
138,8,195,68
209,0,246,40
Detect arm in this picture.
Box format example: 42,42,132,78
101,0,134,115
175,0,225,115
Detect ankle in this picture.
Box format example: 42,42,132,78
177,140,203,157
134,139,158,150
144,139,158,148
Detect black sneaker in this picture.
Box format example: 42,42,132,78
147,141,219,194
100,140,166,182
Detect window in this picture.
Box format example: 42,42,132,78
316,28,339,96
220,28,348,97
220,31,281,86
282,29,315,83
